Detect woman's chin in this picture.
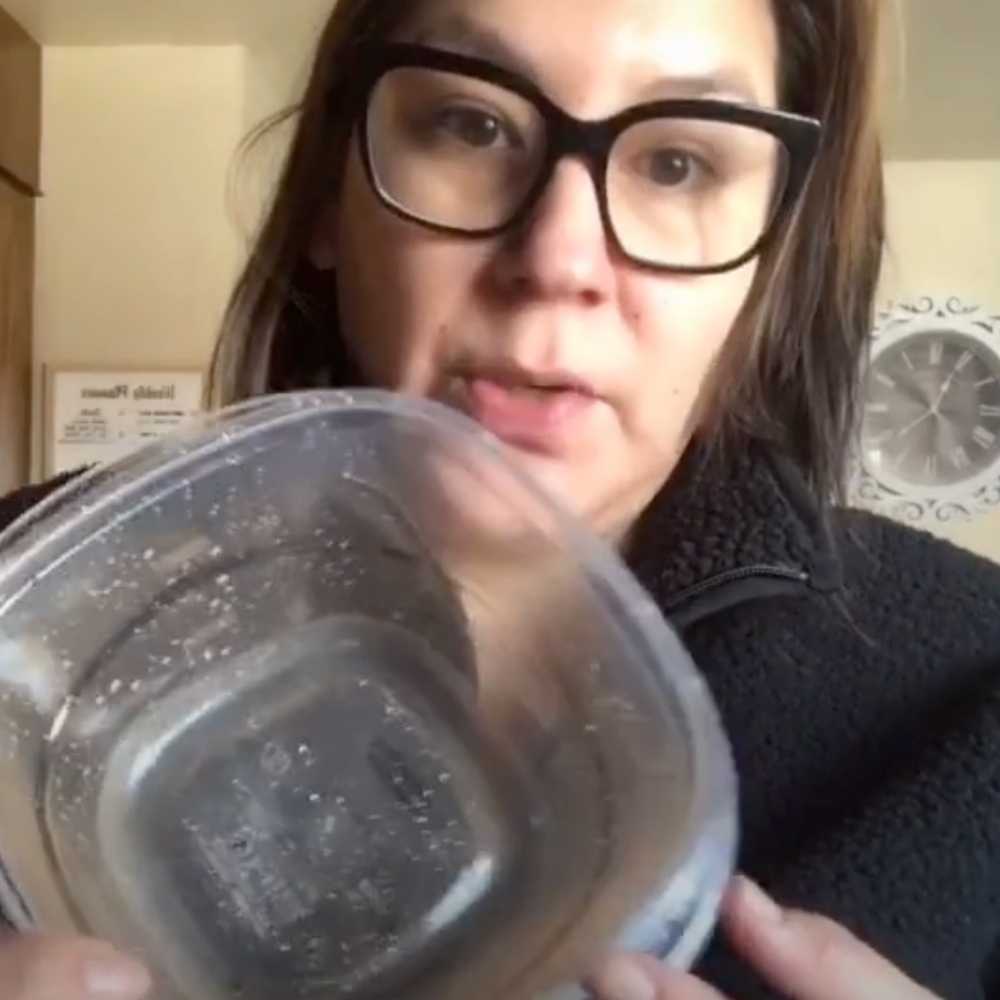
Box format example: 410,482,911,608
500,446,586,520
499,444,662,546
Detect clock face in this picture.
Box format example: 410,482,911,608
862,329,1000,489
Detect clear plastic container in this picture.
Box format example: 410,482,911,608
0,390,736,999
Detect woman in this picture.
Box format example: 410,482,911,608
2,0,998,997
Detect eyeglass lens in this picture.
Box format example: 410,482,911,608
366,66,790,269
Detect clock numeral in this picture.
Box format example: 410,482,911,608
922,455,939,480
976,377,996,389
929,341,943,366
955,350,974,373
972,426,997,450
865,402,890,415
874,373,896,390
901,351,915,372
980,404,1000,420
951,446,972,471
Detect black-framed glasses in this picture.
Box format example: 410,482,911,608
353,44,822,275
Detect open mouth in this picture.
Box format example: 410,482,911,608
445,370,599,451
450,365,598,399
488,382,585,400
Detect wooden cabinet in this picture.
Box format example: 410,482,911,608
0,4,39,492
0,5,41,193
0,177,33,492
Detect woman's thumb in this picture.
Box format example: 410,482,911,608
0,932,152,1000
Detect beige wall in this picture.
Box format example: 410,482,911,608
879,160,1000,562
234,16,325,242
882,161,1000,305
243,32,312,131
230,43,299,244
31,45,245,477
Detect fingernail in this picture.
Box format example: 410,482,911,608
594,955,657,1000
736,875,783,924
83,955,153,999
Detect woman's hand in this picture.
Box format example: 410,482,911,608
0,933,151,1000
0,879,938,1000
587,876,941,1000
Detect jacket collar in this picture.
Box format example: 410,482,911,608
624,441,843,620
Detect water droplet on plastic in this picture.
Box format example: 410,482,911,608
261,742,291,777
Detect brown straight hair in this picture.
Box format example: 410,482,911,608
210,0,885,503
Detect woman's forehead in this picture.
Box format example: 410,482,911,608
399,0,779,112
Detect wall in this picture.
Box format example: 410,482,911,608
233,13,326,242
243,30,313,132
31,45,245,477
881,161,1000,306
879,159,1000,561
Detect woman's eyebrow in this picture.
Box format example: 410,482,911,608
409,14,542,84
408,14,763,106
635,69,761,104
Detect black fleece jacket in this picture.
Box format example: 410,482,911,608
2,448,1000,999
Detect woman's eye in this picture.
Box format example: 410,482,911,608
641,148,706,187
432,106,516,149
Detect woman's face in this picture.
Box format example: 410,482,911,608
319,0,779,539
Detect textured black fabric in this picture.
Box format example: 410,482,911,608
0,469,84,530
2,449,1000,998
627,446,1000,1000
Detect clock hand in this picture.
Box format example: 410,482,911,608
932,361,964,412
895,407,934,439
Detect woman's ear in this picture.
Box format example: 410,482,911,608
308,202,340,271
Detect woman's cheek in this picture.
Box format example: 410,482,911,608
628,269,755,435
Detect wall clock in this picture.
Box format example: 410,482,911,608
851,296,1000,524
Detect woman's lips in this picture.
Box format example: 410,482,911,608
458,375,598,452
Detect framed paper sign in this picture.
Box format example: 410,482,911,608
43,367,205,477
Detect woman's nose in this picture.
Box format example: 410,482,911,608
491,159,617,305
